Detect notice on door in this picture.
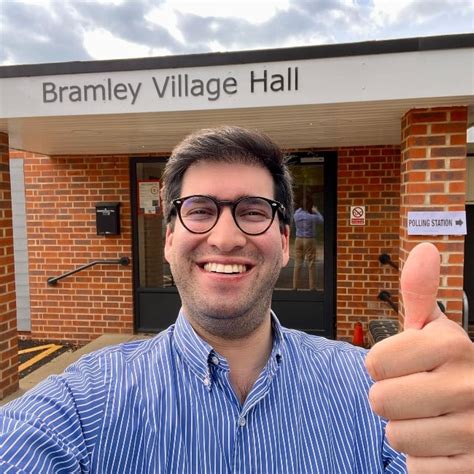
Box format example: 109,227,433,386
407,211,467,235
138,180,161,215
350,206,366,226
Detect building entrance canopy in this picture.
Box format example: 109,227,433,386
0,34,473,155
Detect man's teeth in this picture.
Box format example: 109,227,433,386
203,263,247,274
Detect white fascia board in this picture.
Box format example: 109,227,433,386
0,48,473,119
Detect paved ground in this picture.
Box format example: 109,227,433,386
1,334,151,406
19,339,80,379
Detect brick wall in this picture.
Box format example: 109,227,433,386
19,141,465,345
11,146,404,346
0,132,18,399
9,151,135,344
337,146,401,342
400,107,467,325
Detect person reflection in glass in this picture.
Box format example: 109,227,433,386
292,197,323,290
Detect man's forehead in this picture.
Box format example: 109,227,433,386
180,161,275,196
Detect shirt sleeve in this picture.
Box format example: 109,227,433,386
309,210,324,224
0,353,108,473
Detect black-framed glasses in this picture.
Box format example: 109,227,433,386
172,195,285,236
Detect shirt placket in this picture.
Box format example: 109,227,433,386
230,362,280,473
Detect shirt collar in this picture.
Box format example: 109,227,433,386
173,309,285,387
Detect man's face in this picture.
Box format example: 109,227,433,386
164,161,289,340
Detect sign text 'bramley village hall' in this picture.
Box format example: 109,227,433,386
42,67,300,105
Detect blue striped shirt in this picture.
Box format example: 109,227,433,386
294,208,324,238
0,312,406,473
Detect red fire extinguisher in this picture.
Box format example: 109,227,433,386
352,322,364,347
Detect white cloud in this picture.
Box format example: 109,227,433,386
83,28,171,60
370,0,413,25
1,0,473,65
206,40,226,52
146,4,185,43
167,0,290,24
371,0,474,27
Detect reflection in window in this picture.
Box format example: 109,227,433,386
136,162,174,289
276,163,324,291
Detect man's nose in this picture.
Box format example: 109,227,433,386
206,207,247,251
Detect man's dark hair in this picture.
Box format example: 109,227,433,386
161,126,293,231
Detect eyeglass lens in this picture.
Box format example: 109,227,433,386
179,196,275,235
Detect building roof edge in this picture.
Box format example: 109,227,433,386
1,33,473,78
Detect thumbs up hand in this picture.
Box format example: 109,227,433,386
365,243,474,473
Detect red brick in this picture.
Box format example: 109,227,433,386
431,123,467,134
450,134,466,146
448,182,465,193
405,148,427,159
450,109,468,121
407,136,445,147
430,146,466,158
410,111,447,123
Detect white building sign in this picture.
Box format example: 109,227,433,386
1,48,473,119
407,211,467,235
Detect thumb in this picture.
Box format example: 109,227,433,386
400,242,445,330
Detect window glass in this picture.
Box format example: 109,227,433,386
276,163,324,291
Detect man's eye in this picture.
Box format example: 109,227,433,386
184,208,215,218
239,209,270,220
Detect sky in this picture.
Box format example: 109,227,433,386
0,0,473,66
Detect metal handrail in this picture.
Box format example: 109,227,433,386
47,257,130,286
378,253,399,271
378,290,399,314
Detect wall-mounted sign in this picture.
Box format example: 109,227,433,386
1,48,473,119
138,180,161,215
407,211,467,235
350,206,366,226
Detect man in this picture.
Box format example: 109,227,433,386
293,197,324,290
1,126,473,473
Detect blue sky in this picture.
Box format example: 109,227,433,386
1,0,473,65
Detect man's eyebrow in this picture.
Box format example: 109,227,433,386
205,194,255,201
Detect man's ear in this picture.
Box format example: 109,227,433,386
281,225,290,267
164,224,174,263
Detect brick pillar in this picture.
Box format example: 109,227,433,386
400,106,467,326
0,132,18,399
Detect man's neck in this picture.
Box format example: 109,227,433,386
186,314,273,404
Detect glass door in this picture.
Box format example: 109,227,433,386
131,159,182,332
272,152,336,338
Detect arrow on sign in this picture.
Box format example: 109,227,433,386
455,219,464,226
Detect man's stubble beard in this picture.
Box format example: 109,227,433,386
170,253,283,340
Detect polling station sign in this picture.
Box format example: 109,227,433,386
407,211,467,236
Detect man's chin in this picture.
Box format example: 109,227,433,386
199,304,250,321
185,300,268,339
198,314,264,340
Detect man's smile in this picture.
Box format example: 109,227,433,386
203,262,248,274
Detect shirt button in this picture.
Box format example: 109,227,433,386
238,417,246,427
203,376,210,386
211,356,219,365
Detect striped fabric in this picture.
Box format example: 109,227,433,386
0,312,406,473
